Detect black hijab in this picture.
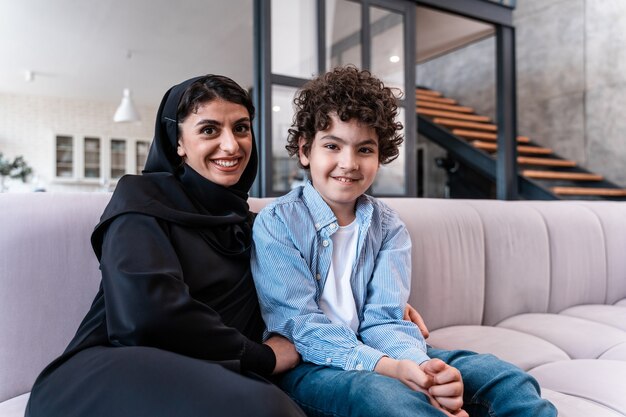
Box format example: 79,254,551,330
91,75,258,259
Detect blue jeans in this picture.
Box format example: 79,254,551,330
278,347,557,417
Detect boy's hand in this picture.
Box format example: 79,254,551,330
403,303,430,339
375,357,468,416
421,359,465,414
375,357,434,393
264,334,301,374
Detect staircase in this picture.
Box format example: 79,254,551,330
416,88,626,200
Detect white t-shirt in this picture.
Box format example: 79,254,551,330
319,220,360,332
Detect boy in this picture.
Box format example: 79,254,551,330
251,66,556,417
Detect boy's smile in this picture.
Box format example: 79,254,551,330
299,114,380,225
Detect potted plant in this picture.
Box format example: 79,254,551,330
0,153,33,192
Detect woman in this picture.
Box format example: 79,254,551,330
25,75,304,417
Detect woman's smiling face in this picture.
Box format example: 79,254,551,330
177,98,252,187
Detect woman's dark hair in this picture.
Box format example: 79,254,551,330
176,74,255,126
286,66,404,166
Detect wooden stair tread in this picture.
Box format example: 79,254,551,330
518,156,576,167
417,108,490,122
416,100,474,113
415,88,442,97
451,129,530,143
415,94,457,105
472,141,553,155
433,118,497,131
552,187,626,197
523,170,603,181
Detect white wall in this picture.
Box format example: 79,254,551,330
0,93,156,192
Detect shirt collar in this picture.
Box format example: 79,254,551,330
302,180,373,232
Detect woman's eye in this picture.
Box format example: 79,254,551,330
202,126,217,135
235,124,251,134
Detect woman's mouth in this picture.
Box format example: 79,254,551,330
211,158,242,170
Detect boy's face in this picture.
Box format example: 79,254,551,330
299,114,379,222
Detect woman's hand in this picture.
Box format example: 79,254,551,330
404,303,430,339
264,334,300,374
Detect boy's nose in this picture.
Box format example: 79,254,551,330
339,151,359,171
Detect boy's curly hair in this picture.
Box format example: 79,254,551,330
285,66,404,166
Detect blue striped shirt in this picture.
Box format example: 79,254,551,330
251,181,429,372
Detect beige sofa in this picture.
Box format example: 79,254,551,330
1,193,625,416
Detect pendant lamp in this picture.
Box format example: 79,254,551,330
114,88,140,123
113,51,141,123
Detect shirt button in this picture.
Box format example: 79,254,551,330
355,363,364,371
322,240,329,247
330,223,337,229
316,273,321,281
315,223,321,230
326,358,332,364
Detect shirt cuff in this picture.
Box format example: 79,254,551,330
396,347,430,365
240,340,276,376
345,343,386,371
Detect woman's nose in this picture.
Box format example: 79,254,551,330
219,131,239,153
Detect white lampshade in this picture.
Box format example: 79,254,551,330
113,88,141,123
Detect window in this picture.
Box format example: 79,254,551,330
110,139,126,180
84,137,101,178
55,135,73,178
136,141,150,174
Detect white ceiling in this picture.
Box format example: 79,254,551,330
0,1,492,107
0,0,254,106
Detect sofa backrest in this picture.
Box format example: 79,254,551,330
1,193,625,402
388,199,626,329
0,193,110,402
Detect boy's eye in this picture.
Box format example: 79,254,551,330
359,147,375,154
323,143,338,150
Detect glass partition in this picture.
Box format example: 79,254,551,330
271,85,301,192
371,106,405,195
370,5,404,91
326,0,362,69
272,0,318,78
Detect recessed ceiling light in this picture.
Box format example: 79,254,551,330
272,105,281,112
389,55,400,63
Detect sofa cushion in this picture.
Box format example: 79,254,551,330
529,203,608,313
497,313,626,360
580,203,626,305
599,343,626,361
541,388,624,417
529,360,626,415
427,325,569,371
389,199,485,330
466,201,551,326
561,304,626,332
